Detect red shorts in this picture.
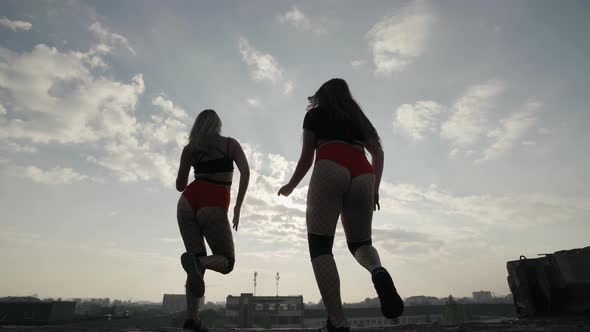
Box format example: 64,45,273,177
182,179,231,212
316,142,374,178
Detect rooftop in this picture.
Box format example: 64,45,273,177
1,318,589,332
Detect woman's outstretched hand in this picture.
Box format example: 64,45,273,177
278,183,295,197
232,205,241,231
374,192,380,211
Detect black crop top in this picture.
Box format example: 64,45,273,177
192,138,234,175
303,108,365,147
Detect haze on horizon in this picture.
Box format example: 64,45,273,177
0,0,589,303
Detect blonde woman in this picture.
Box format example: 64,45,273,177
176,109,250,331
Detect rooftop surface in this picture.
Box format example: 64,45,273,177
2,318,590,332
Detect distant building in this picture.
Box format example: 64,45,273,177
305,304,515,327
225,293,304,328
0,297,41,303
472,291,494,303
162,294,204,313
501,294,514,304
304,308,401,328
86,298,110,306
404,296,443,306
0,300,76,325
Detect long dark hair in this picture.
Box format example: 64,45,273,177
307,78,382,148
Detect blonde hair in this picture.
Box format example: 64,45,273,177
188,109,222,153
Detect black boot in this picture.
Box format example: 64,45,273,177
372,266,404,319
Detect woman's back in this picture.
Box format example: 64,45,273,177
191,136,234,176
186,136,234,185
304,107,365,147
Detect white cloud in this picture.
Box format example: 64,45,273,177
0,230,41,246
88,92,188,186
17,166,88,184
0,17,32,31
238,37,293,95
0,43,144,144
367,0,435,76
143,115,187,145
394,81,541,162
2,142,38,153
373,227,443,257
394,100,444,141
234,144,590,261
440,81,504,155
232,142,587,260
479,101,541,162
89,21,135,55
152,95,188,119
351,59,368,69
403,183,586,225
0,31,189,187
538,127,551,135
0,103,6,115
246,98,263,109
229,144,307,247
239,37,282,83
278,6,311,30
88,101,187,186
277,6,326,35
91,139,179,185
522,140,536,146
283,80,294,95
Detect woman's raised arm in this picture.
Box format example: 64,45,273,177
176,145,192,192
365,137,383,210
278,129,315,197
230,138,250,230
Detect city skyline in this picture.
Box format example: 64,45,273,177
1,288,512,305
1,1,589,303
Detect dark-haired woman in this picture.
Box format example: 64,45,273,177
176,109,250,332
278,79,403,331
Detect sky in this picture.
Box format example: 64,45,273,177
1,0,589,304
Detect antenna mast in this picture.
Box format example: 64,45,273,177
275,272,280,296
254,271,258,296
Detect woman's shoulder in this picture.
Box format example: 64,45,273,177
221,135,239,144
181,144,194,162
221,135,241,152
304,107,323,121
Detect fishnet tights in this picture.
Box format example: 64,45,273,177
312,255,347,327
341,173,382,273
186,284,199,320
200,255,229,273
177,197,235,319
354,245,382,272
306,160,383,327
306,160,349,235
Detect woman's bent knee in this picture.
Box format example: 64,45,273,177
308,233,335,259
347,239,372,255
220,257,235,274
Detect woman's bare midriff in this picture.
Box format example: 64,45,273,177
194,172,233,187
317,139,365,151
